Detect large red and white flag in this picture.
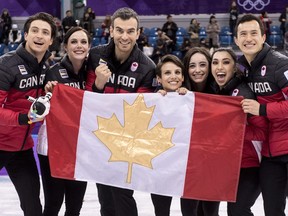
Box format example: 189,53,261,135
47,84,246,201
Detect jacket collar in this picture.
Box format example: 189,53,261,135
16,42,51,69
238,43,271,70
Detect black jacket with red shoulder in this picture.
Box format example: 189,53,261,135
0,42,50,151
238,43,288,157
46,55,87,90
211,74,268,167
86,40,156,93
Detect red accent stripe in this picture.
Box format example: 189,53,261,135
47,84,84,180
103,86,154,93
183,92,246,201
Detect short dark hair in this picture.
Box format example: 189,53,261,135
111,7,140,29
24,12,57,40
63,26,91,45
234,14,265,37
156,54,184,78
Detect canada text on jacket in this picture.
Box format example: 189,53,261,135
108,74,136,88
248,82,272,93
19,74,45,89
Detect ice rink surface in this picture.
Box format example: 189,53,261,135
2,176,288,216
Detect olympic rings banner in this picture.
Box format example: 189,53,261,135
87,0,282,16
0,0,281,20
237,0,271,11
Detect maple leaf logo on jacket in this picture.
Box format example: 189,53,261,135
130,62,138,72
93,94,175,183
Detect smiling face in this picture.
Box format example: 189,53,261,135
157,62,184,92
24,20,53,62
211,51,235,88
65,30,90,63
188,52,209,85
110,17,139,61
234,20,265,63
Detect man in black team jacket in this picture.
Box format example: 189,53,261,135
86,7,156,216
236,14,288,216
0,12,56,216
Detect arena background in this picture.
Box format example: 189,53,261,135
87,0,284,15
0,0,284,17
1,3,288,215
0,0,284,31
0,0,285,177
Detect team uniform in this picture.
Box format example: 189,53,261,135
211,74,267,216
86,41,156,94
0,42,50,216
37,55,87,216
86,40,156,216
238,43,288,216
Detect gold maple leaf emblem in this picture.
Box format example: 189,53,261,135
93,94,175,183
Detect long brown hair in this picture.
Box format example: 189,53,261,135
182,47,213,91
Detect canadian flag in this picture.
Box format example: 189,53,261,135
46,84,246,201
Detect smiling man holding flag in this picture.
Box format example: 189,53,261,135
85,7,157,216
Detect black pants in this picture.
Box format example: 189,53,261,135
151,194,172,216
151,193,198,216
38,154,87,216
197,200,220,216
180,198,198,216
0,148,42,216
97,183,138,216
227,167,261,216
260,155,288,216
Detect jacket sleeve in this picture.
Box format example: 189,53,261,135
266,59,288,119
0,64,25,126
86,69,103,93
86,50,105,93
0,90,23,126
85,66,95,92
245,115,268,141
